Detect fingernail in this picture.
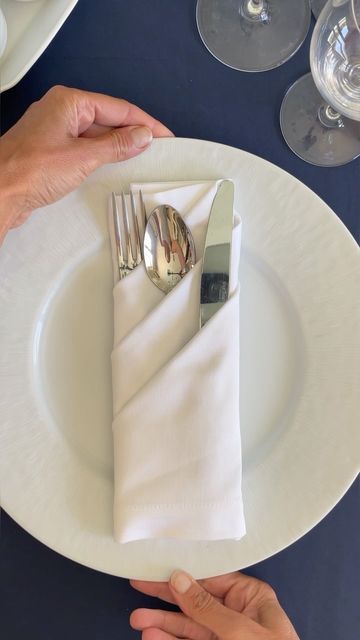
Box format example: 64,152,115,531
170,570,193,594
131,126,153,148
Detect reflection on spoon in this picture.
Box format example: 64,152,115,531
144,205,196,294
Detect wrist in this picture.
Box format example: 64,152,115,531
0,153,29,241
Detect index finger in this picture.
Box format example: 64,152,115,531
130,580,176,605
130,579,223,607
75,89,173,137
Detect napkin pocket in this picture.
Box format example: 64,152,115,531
111,222,244,542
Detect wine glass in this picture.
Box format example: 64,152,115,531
196,0,311,72
280,0,360,166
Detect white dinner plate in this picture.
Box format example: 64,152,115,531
0,0,78,92
0,139,359,580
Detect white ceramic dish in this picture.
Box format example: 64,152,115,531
0,138,359,580
0,8,7,59
0,0,78,92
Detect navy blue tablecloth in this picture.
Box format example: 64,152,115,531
1,1,359,638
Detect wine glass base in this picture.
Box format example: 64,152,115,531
196,0,311,72
311,0,327,20
280,73,360,167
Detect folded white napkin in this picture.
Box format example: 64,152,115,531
108,181,245,543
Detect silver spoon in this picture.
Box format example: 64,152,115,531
143,204,196,294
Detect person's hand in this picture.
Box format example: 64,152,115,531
130,570,299,640
0,85,172,241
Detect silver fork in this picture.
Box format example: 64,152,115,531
111,190,143,280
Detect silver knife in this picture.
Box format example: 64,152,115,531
200,180,234,327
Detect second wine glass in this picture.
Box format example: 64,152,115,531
280,0,360,166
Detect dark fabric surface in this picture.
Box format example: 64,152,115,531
1,1,359,639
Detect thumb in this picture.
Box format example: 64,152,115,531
85,125,153,166
169,570,259,639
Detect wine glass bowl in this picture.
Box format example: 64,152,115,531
310,0,360,121
280,0,360,166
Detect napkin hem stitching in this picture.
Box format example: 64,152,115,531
114,499,243,510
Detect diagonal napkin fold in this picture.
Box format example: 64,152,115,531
108,181,245,543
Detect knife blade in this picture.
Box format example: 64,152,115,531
200,180,234,327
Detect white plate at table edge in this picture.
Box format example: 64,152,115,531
0,0,78,92
0,138,359,580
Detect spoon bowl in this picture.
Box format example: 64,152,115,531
144,205,196,293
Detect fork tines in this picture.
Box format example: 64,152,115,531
112,190,143,281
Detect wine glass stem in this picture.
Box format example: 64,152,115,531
318,104,344,129
241,0,270,22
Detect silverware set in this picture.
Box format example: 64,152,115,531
111,179,234,326
111,190,196,293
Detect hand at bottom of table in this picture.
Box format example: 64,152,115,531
131,570,299,640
